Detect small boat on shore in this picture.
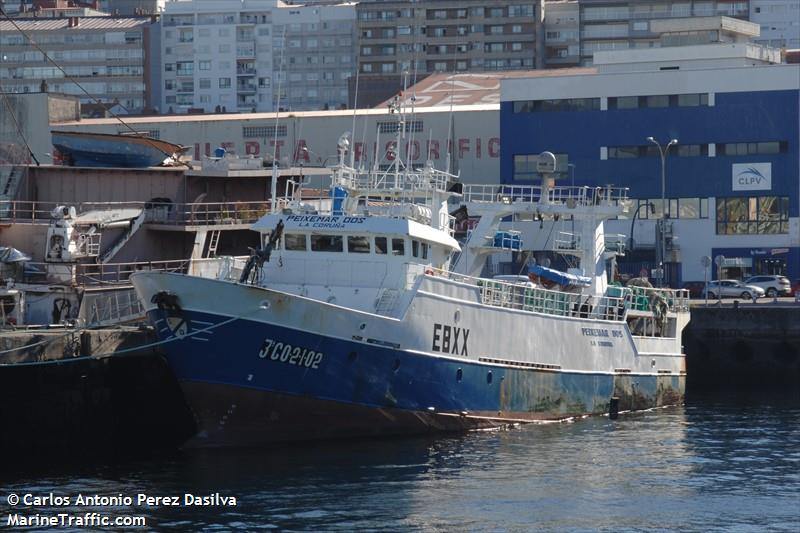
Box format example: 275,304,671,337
51,131,187,168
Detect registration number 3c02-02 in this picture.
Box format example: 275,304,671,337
257,338,323,369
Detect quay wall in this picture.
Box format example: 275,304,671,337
0,328,195,457
684,305,800,387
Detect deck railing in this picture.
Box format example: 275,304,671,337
428,268,689,320
145,201,278,226
0,200,285,227
462,184,629,207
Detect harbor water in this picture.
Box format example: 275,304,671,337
2,390,798,532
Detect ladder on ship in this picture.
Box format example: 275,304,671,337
0,166,23,218
375,288,400,316
206,230,221,258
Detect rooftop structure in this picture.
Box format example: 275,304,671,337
573,0,753,66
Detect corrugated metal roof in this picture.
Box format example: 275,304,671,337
378,69,598,108
0,17,152,32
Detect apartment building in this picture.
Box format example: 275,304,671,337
0,16,155,113
543,0,579,66
574,0,751,65
160,0,356,114
356,1,545,76
750,0,800,49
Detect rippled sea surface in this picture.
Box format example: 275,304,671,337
3,391,799,532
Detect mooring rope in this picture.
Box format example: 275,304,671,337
0,312,247,367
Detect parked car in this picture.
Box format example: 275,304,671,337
702,280,765,300
681,281,706,298
744,275,791,297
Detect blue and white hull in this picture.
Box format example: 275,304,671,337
133,272,686,448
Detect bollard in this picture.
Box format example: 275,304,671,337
609,396,620,419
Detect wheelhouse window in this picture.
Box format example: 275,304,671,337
421,242,429,260
412,240,420,257
347,235,371,253
392,238,405,256
284,233,307,251
375,236,387,254
311,234,343,252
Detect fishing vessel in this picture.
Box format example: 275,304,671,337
131,123,690,447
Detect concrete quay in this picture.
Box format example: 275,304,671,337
684,299,800,386
0,327,195,457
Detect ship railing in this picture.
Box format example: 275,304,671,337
0,200,287,226
75,260,191,285
144,201,285,226
622,285,690,314
0,200,144,222
80,288,145,327
335,165,454,197
427,267,627,321
462,185,629,207
428,268,687,319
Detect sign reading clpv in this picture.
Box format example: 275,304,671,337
732,163,771,191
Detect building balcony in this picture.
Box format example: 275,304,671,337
236,46,256,58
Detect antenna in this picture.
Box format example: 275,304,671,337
271,25,287,213
349,67,360,169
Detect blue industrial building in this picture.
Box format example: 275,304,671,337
499,50,799,286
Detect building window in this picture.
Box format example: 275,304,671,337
199,78,211,89
513,98,601,113
219,78,231,88
242,125,287,138
378,120,423,134
644,95,669,108
199,60,211,71
608,96,638,109
716,196,789,235
608,144,707,158
513,154,539,180
717,142,786,156
509,5,534,18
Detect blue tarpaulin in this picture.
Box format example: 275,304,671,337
528,264,591,288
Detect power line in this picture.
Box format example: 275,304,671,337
0,8,183,165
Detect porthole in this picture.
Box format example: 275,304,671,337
487,370,493,384
456,368,463,382
259,300,271,310
359,322,367,330
392,358,401,372
348,351,358,362
454,309,461,323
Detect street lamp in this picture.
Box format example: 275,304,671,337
646,136,678,287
